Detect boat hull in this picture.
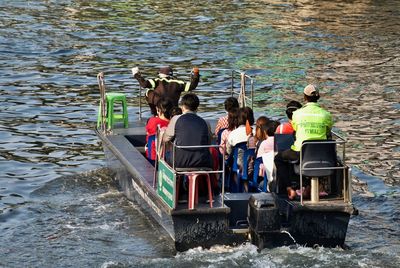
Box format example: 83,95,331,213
289,210,350,247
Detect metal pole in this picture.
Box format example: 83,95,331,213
221,146,225,207
250,78,254,110
300,149,303,205
230,70,234,97
97,72,107,132
153,127,159,188
139,86,142,121
348,167,352,203
172,142,175,170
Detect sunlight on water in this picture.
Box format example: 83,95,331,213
0,0,399,266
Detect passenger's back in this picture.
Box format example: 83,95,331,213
174,113,212,168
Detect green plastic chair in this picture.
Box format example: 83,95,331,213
97,92,129,129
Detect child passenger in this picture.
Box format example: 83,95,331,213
145,98,173,162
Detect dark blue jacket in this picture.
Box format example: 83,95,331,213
164,112,212,169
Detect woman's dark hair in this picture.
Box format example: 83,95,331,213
242,106,254,125
255,116,270,141
263,120,280,136
227,107,239,130
179,93,199,111
237,107,248,126
156,98,173,119
285,100,302,120
224,97,239,112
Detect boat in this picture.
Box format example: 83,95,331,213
95,69,358,251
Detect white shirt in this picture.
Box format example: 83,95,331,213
226,125,248,155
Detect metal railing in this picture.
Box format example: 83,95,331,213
172,142,226,206
298,131,352,205
153,124,227,207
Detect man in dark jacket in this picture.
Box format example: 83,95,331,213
163,93,212,169
132,66,200,116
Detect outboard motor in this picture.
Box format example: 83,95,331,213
248,193,281,249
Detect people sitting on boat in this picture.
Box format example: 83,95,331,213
248,116,270,154
131,66,200,116
257,120,280,189
226,107,255,156
219,107,239,156
226,107,255,192
274,84,333,199
145,98,173,163
258,120,280,158
247,116,270,182
163,93,213,169
275,100,302,134
214,97,239,137
254,116,270,145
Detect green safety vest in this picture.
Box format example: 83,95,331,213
291,102,333,151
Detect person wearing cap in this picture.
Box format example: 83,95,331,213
131,66,200,116
275,100,302,134
274,84,333,199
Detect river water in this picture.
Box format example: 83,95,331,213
0,0,399,267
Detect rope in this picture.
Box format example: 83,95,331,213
97,72,107,132
238,72,246,108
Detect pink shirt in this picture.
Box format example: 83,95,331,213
257,136,274,158
219,128,232,155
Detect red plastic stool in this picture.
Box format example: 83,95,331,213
187,173,213,210
175,169,213,210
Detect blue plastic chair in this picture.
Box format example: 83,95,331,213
225,142,247,193
239,147,255,182
231,142,247,173
147,135,156,166
250,157,268,192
